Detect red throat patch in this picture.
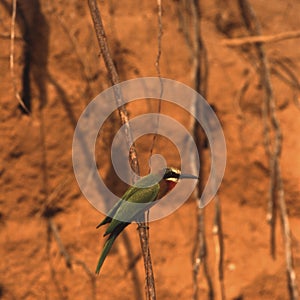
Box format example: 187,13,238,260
166,180,177,191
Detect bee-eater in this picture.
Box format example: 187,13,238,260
95,167,198,274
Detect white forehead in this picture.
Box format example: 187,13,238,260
166,177,180,182
168,167,181,174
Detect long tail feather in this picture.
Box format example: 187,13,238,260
96,216,112,229
95,223,128,274
95,233,118,274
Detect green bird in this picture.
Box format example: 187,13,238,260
95,167,198,274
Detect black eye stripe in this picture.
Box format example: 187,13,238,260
171,171,180,178
162,168,180,179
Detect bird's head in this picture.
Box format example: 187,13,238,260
162,167,199,181
162,167,181,182
160,167,199,191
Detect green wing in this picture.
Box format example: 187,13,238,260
104,183,160,236
96,184,143,228
97,174,160,228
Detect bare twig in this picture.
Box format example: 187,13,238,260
177,0,193,51
155,0,163,78
271,60,300,91
192,208,214,300
148,0,163,167
189,0,213,298
37,176,72,218
47,219,97,300
239,0,276,258
273,58,300,89
270,57,300,109
42,169,95,296
181,0,221,299
190,0,209,96
238,1,298,299
137,223,156,300
87,1,156,299
10,0,30,113
121,232,144,300
235,68,255,118
87,0,139,173
212,195,225,300
48,218,72,268
72,258,97,300
145,2,164,296
190,0,201,92
222,30,300,47
277,171,298,300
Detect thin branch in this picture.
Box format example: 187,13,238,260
270,57,300,109
239,0,275,258
192,208,214,300
72,258,97,300
238,1,298,299
277,169,298,300
155,0,163,78
271,58,300,90
190,0,209,97
235,68,255,118
10,0,30,113
48,218,72,268
222,30,300,47
47,218,97,300
274,58,300,89
37,176,72,218
87,0,139,174
177,0,193,51
149,0,163,168
191,0,201,92
137,223,156,300
183,0,219,299
87,1,156,299
121,232,144,300
212,195,225,300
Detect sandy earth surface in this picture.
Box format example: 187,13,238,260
0,1,300,299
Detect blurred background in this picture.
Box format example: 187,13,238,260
0,0,299,299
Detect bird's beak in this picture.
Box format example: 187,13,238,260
180,173,199,180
